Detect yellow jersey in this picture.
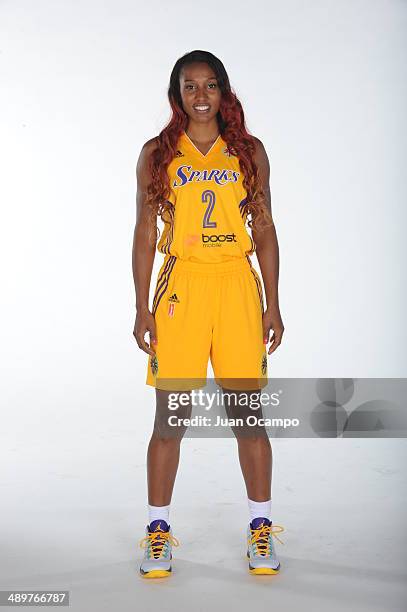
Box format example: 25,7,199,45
157,131,256,263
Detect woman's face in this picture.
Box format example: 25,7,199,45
179,62,221,125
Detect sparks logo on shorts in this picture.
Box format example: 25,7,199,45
202,233,237,247
261,354,267,376
150,355,158,376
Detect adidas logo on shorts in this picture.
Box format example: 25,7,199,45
168,293,180,303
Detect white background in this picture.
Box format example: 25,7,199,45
0,1,406,611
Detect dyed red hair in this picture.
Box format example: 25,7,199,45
145,50,274,247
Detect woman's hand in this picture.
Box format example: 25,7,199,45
262,304,284,355
133,308,157,357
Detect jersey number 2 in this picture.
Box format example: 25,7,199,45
202,189,217,228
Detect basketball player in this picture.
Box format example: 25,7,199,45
133,50,285,578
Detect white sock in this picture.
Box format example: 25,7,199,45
248,498,272,522
148,503,170,525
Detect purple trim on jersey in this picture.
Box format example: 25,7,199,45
153,256,174,305
246,255,265,314
239,197,248,218
152,256,177,316
159,204,175,255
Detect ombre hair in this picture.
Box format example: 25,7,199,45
145,50,273,246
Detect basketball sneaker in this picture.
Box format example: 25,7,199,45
247,517,285,575
139,519,180,578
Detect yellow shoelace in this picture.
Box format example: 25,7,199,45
248,524,285,556
139,529,180,558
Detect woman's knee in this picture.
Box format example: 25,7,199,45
153,389,193,439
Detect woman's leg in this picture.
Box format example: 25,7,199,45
147,389,192,506
236,435,272,501
222,389,283,574
140,389,192,578
223,388,272,501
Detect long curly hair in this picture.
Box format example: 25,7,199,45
145,50,274,247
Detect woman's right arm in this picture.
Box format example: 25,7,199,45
132,138,159,357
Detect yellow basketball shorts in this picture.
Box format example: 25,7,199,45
146,255,268,391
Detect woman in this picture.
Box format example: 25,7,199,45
133,50,285,578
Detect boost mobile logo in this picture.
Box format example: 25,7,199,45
202,233,237,245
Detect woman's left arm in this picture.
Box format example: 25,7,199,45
251,137,285,354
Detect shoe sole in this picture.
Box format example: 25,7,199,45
249,567,280,575
139,552,173,579
140,568,172,579
247,551,280,574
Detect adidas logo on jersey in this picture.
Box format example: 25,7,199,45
175,150,184,158
168,293,180,303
